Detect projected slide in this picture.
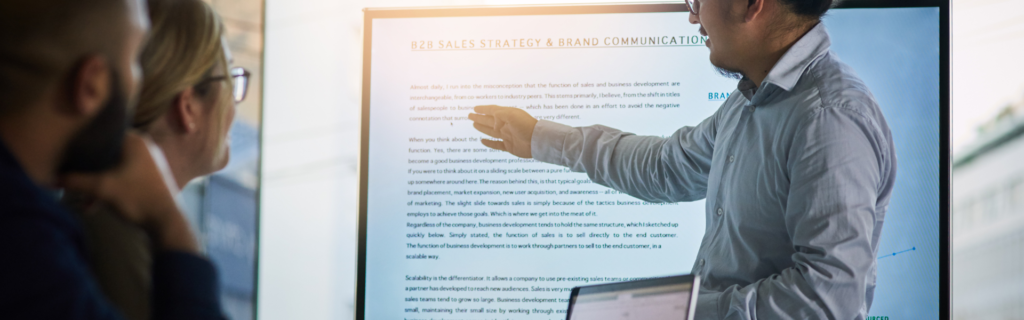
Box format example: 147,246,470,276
366,11,731,319
362,6,940,320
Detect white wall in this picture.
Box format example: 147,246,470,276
951,0,1024,152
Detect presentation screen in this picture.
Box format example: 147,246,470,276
357,3,948,319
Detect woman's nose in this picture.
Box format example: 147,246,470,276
689,11,700,25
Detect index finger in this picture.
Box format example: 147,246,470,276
473,105,507,115
467,113,496,127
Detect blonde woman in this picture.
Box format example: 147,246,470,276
67,0,249,318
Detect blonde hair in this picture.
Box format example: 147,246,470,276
134,0,227,129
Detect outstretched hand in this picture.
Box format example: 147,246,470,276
468,105,538,158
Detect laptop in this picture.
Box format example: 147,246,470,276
566,274,700,320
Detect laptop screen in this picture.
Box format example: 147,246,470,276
569,276,699,320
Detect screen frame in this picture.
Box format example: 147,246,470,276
355,1,951,319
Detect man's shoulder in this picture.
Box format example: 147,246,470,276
802,51,882,116
0,193,83,265
0,209,118,319
792,52,895,154
0,177,97,313
0,167,78,230
0,164,84,267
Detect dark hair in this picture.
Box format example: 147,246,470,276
778,0,834,18
0,0,129,115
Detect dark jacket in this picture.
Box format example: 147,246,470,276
0,141,226,320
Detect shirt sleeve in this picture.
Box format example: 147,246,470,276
694,104,893,319
530,111,720,203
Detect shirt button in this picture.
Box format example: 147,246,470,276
700,259,706,265
728,155,735,163
717,208,724,216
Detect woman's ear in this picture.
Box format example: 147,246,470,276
172,87,200,133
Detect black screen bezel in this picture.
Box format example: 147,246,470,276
355,2,951,319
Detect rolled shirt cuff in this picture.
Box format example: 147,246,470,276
694,290,723,320
531,119,575,167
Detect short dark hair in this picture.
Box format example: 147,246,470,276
778,0,834,18
0,0,130,115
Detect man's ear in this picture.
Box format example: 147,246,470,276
171,87,199,133
744,0,766,23
70,55,111,117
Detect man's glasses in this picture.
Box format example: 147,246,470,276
196,66,251,103
687,0,701,15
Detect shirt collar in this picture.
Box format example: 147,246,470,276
0,137,62,206
0,136,80,235
737,22,832,100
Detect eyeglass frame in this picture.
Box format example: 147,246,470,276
194,66,251,103
686,0,701,15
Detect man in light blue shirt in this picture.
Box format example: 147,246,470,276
469,0,896,318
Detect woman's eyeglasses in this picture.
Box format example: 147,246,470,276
687,0,700,15
196,66,251,103
229,67,251,103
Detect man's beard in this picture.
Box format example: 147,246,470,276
58,72,132,173
715,66,744,80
